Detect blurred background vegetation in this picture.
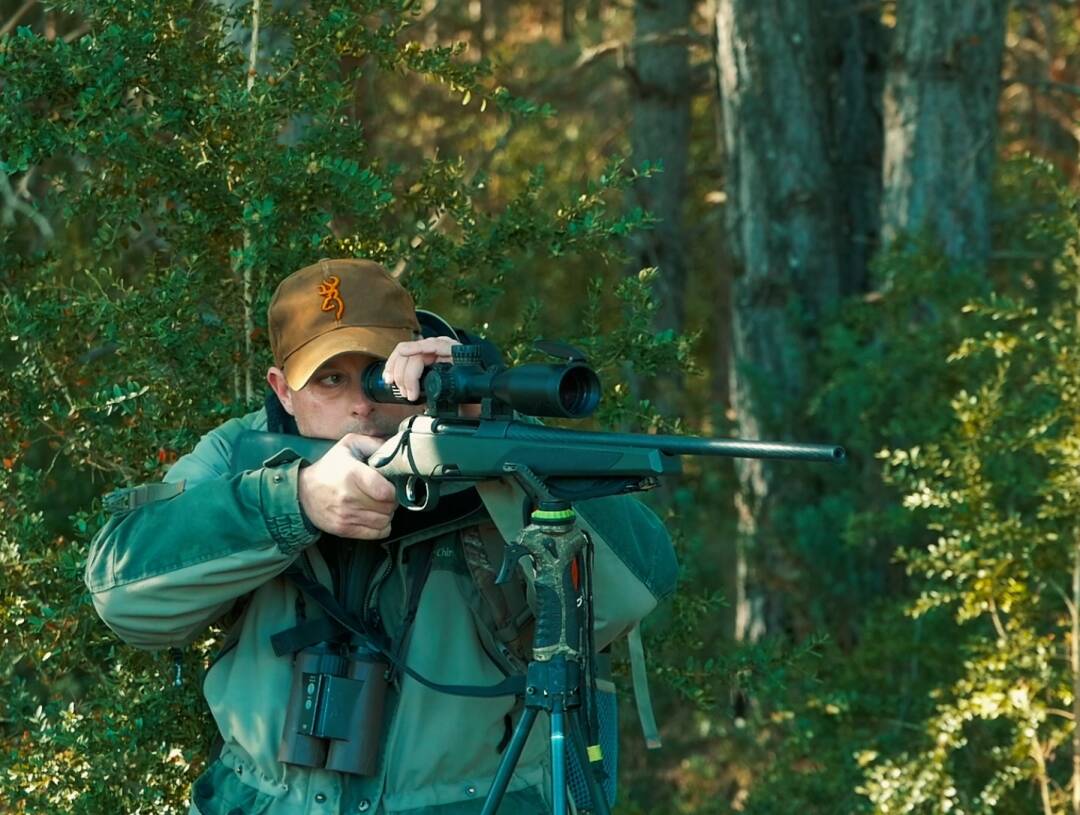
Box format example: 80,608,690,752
5,0,1080,812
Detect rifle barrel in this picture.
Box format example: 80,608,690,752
493,423,846,464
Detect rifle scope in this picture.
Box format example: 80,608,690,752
361,344,602,419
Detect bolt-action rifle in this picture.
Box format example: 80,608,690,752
233,339,845,507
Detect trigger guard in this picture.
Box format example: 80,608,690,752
398,476,439,511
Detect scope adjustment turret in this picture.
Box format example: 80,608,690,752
451,344,483,366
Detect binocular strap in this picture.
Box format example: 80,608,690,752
280,563,527,699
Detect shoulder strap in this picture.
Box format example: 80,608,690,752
628,622,662,749
390,539,437,674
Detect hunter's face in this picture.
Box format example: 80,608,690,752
268,352,423,441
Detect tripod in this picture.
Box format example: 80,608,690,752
480,482,613,815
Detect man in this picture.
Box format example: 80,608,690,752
85,258,677,815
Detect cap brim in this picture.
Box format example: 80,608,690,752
283,325,417,391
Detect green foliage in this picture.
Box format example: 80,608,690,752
1,467,212,813
741,158,1080,815
861,165,1080,813
17,3,1080,813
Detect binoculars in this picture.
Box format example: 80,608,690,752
278,638,389,776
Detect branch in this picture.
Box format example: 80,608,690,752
63,21,91,43
239,0,261,404
0,0,37,38
463,28,706,204
1047,574,1075,619
39,346,77,417
572,29,710,73
988,597,1009,643
0,171,53,241
14,165,34,198
246,0,261,91
1004,74,1080,99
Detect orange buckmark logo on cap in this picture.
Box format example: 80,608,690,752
317,275,345,321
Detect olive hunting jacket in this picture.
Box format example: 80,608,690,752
85,408,678,815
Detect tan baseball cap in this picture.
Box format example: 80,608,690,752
268,258,421,390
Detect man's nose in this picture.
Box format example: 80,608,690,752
350,386,376,416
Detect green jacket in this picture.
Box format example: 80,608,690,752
85,409,677,815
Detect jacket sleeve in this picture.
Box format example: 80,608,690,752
84,417,319,651
475,480,678,651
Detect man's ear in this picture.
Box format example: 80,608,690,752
266,367,296,416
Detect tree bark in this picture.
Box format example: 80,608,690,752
715,0,842,642
881,0,1009,263
824,0,886,297
626,0,693,352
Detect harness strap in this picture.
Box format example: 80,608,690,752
272,527,462,666
628,623,661,749
389,540,438,678
282,564,526,699
271,616,342,657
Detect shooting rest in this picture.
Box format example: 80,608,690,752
481,466,612,815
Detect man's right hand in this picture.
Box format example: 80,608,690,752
297,433,398,540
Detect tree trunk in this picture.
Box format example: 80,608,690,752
479,0,508,53
881,0,1009,263
715,0,842,642
626,0,693,355
824,0,886,297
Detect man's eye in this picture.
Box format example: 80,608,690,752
318,373,344,386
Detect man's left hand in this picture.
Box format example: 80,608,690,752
381,337,459,402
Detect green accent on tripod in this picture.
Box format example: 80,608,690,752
532,508,576,523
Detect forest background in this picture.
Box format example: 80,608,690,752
5,0,1080,813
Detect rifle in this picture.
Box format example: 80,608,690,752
233,340,844,510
